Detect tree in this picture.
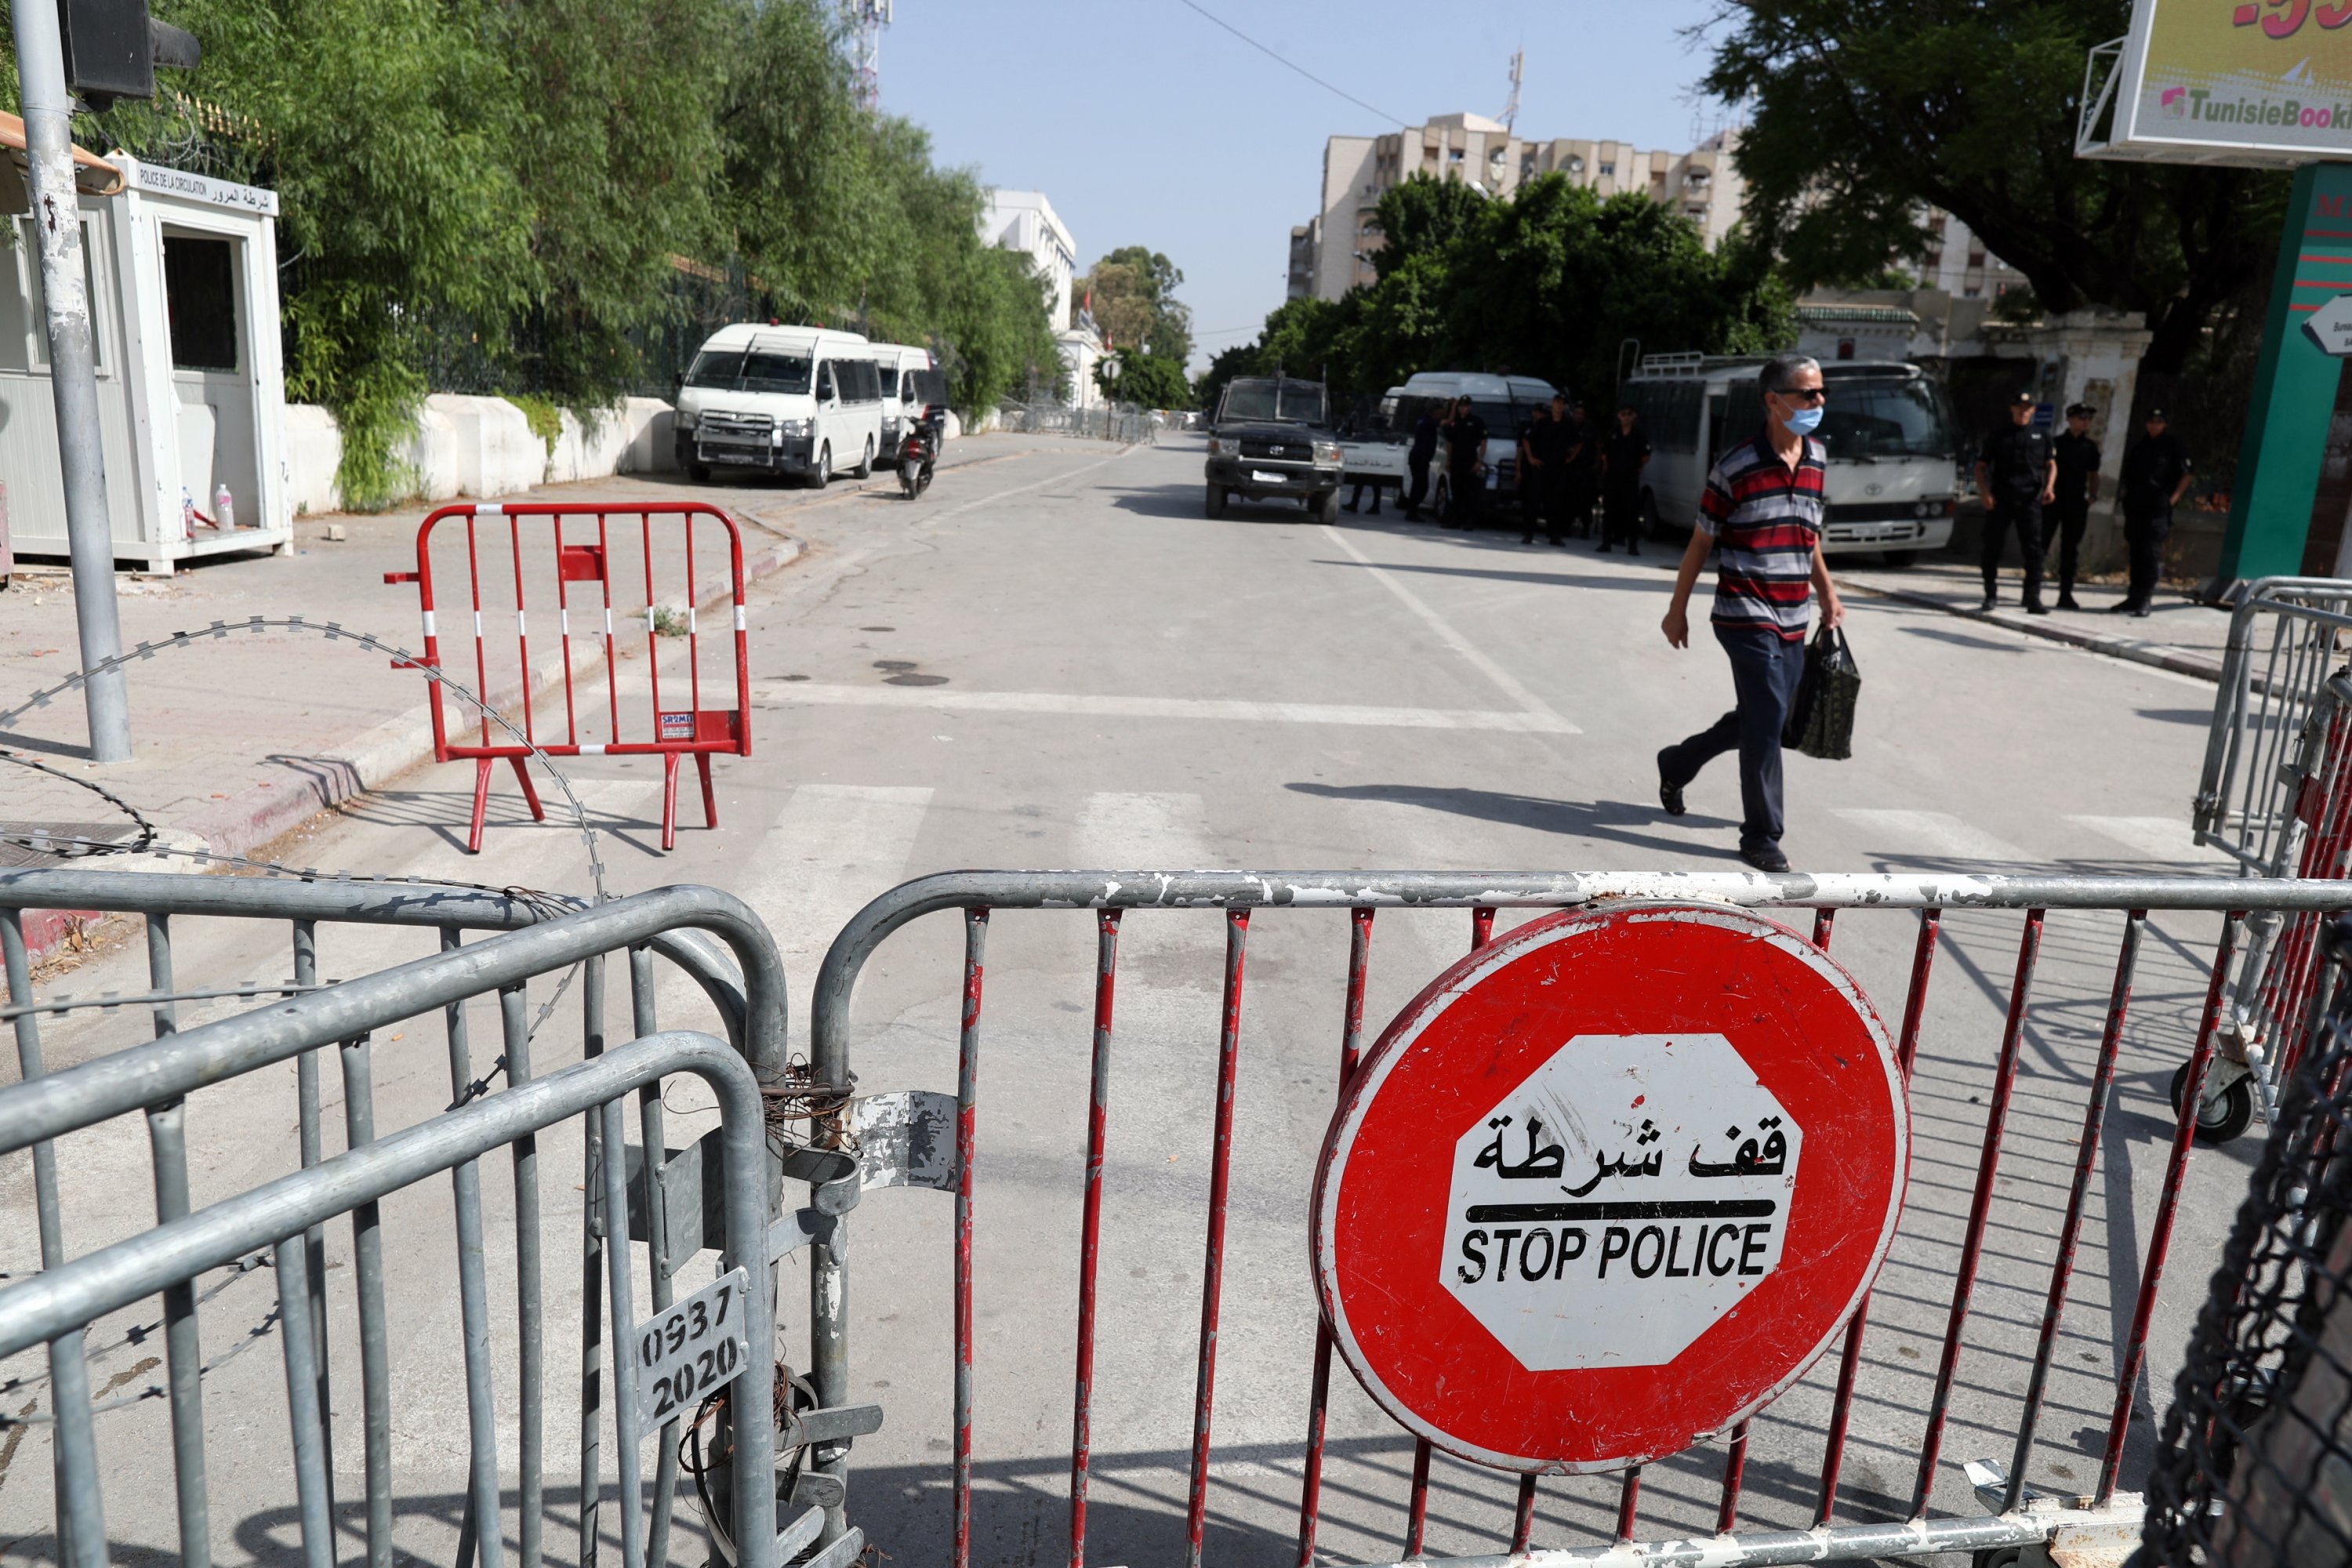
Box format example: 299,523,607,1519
1081,244,1192,364
1703,0,2288,374
1095,347,1191,410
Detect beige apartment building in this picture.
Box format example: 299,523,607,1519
1290,112,1744,302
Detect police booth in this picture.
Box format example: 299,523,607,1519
0,125,291,575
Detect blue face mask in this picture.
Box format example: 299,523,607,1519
1784,404,1824,435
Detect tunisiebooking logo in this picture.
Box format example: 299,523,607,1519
2155,82,2350,130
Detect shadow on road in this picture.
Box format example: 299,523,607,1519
1286,781,1746,861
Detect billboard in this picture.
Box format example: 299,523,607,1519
2088,0,2352,165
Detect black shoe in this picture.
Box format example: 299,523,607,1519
1980,596,1997,612
1627,545,1641,557
1741,844,1791,874
1342,501,1359,514
2026,601,2051,615
1521,535,1535,545
1597,543,1613,554
1369,506,1382,517
1403,509,1421,521
1548,538,1566,547
2131,605,2152,619
2108,601,2139,614
1657,750,1686,817
2056,594,2082,611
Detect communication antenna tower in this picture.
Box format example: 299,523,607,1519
1499,46,1523,136
845,0,892,112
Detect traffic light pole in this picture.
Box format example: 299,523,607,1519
11,0,133,763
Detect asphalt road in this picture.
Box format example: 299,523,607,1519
0,430,2267,1568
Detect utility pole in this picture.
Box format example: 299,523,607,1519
11,0,132,761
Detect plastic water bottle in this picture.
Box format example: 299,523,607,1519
181,486,195,531
213,481,234,530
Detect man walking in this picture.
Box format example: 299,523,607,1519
2114,408,2194,618
2046,403,2101,610
1443,394,1488,531
1973,391,2056,614
1403,401,1440,521
1599,402,1651,555
1519,390,1575,546
1657,354,1845,874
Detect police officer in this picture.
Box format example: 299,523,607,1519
1403,401,1440,521
1973,391,2056,615
1443,395,1489,530
2114,408,2194,618
1519,390,1576,546
1599,403,1651,556
2046,403,2101,611
1565,399,1600,538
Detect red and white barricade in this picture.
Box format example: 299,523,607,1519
386,500,753,852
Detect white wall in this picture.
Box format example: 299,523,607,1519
281,395,683,517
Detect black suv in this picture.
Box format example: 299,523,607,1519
1203,376,1345,521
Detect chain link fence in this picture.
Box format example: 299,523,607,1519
2144,913,2352,1566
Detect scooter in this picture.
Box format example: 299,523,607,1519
898,416,938,499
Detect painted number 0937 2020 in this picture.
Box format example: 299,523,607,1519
633,1267,751,1428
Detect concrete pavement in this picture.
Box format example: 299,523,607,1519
0,430,2268,1568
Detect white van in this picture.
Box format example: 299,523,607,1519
1620,354,1960,563
871,343,948,458
673,325,887,486
1387,371,1560,517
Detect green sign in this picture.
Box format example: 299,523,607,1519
2219,162,2352,585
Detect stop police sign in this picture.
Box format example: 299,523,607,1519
1312,902,1909,1473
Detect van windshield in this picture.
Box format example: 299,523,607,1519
1817,378,1956,459
685,347,814,395
1221,381,1327,423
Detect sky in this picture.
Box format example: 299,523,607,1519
883,0,1735,372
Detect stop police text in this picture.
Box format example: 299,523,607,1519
1456,1221,1771,1284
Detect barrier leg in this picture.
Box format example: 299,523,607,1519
695,752,718,829
507,756,546,822
467,759,494,855
660,753,681,853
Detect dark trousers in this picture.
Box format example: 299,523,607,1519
1405,457,1432,517
1523,474,1567,543
1446,465,1483,528
2125,502,2173,607
2045,499,2090,597
1345,480,1383,514
1980,499,2045,604
1660,625,1807,853
1603,485,1641,548
1566,471,1596,536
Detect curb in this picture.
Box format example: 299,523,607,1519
1845,582,2226,683
23,530,809,964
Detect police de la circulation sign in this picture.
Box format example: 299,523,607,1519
1312,903,1909,1473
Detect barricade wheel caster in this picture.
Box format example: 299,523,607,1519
2170,1061,2256,1145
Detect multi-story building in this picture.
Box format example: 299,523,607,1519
1292,114,1745,303
1910,209,2029,302
978,189,1078,331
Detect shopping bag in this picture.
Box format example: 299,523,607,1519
1783,624,1860,760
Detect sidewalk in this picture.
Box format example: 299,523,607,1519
1836,557,2236,682
0,435,1050,958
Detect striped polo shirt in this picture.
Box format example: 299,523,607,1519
1696,432,1827,641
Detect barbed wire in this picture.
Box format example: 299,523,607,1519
0,1250,277,1424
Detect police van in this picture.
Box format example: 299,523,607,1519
871,343,949,459
1384,371,1561,519
673,325,887,486
1619,354,1961,563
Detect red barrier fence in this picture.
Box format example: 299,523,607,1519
386,500,753,851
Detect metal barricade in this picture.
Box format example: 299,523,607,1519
802,869,2352,1568
386,500,755,854
2141,912,2352,1567
0,873,844,1568
2193,575,2352,876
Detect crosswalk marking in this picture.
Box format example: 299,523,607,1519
2067,814,2220,862
735,783,935,1047
753,681,1575,733
1833,808,2033,864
